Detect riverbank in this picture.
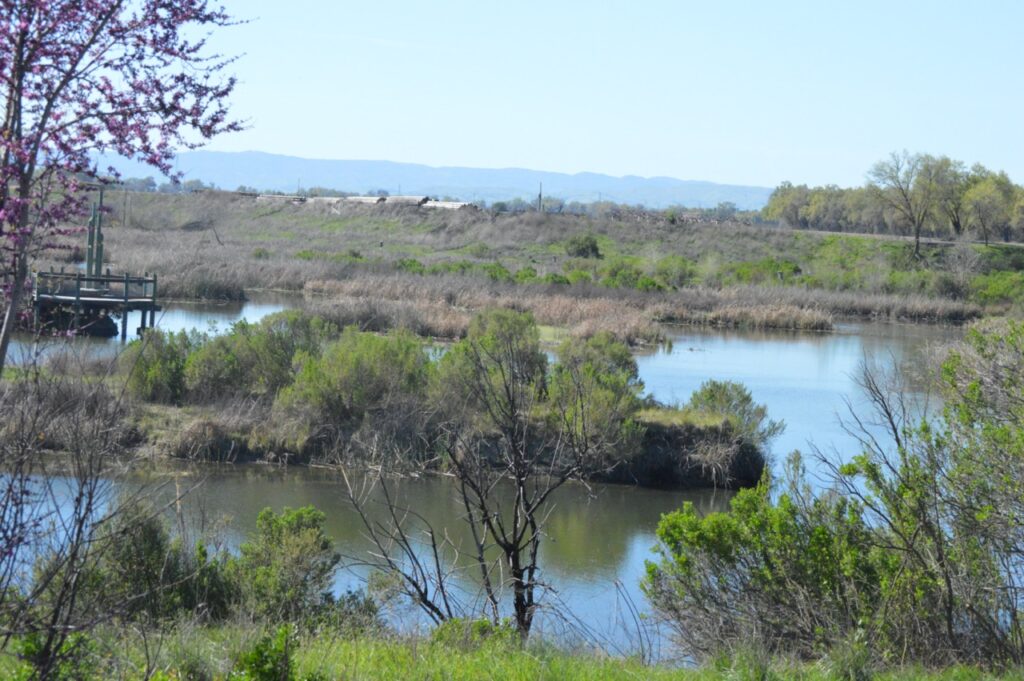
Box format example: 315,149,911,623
130,398,766,490
0,306,773,491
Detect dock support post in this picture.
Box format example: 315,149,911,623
73,273,81,331
86,203,96,276
121,272,129,342
149,274,157,328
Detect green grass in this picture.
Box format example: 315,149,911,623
536,324,570,345
2,628,1014,681
636,406,726,429
242,229,298,241
972,271,1024,305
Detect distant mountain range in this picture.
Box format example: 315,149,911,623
100,151,774,210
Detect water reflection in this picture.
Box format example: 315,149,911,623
143,464,730,650
8,291,299,363
638,322,960,465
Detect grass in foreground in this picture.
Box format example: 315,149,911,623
0,628,1017,681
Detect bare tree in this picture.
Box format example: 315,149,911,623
868,151,940,257
0,347,176,678
344,312,642,640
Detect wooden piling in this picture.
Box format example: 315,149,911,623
32,270,161,338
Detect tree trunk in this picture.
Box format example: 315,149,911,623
0,250,28,377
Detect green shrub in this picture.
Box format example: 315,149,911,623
654,254,698,288
232,507,340,622
231,625,296,681
635,275,665,292
272,327,433,451
91,504,187,619
430,618,518,650
723,258,802,286
883,268,933,295
15,632,95,681
185,311,336,402
599,258,643,289
971,271,1024,305
565,233,602,258
644,467,881,663
548,332,643,467
683,380,783,452
121,329,202,404
481,262,512,282
542,272,570,285
395,257,425,274
294,249,362,263
251,247,270,260
302,590,382,637
514,266,538,283
426,260,475,276
49,500,237,623
565,268,593,285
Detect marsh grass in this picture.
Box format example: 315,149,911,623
36,191,982,323
303,272,974,345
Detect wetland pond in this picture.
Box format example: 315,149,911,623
23,296,962,656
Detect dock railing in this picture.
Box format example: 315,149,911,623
34,268,158,301
33,268,159,339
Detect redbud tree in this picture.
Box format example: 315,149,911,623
0,0,240,373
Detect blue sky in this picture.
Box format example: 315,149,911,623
206,0,1023,188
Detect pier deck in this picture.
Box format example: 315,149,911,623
33,269,161,340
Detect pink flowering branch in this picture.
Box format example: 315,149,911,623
0,0,241,374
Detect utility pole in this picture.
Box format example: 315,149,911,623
538,182,543,213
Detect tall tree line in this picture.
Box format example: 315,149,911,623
764,151,1023,254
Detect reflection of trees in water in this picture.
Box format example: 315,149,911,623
541,485,731,574
140,467,729,580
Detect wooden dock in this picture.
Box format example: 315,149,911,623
33,269,161,340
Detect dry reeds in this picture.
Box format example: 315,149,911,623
56,191,980,327
302,274,844,344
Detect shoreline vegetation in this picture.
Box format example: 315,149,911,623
114,308,772,490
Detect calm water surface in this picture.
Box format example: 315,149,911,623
638,322,959,469
20,299,962,654
152,466,729,655
8,291,294,364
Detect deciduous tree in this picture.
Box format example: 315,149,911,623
868,151,940,257
964,174,1014,245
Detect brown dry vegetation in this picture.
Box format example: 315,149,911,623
303,273,977,344
36,190,982,330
